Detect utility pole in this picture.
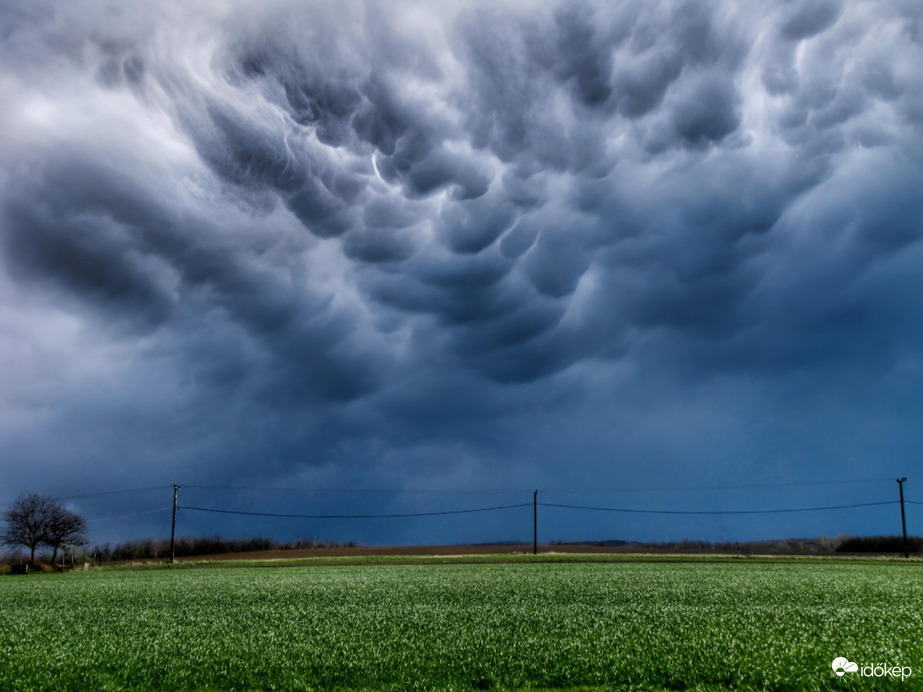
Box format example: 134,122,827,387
170,484,180,564
533,489,538,555
897,478,908,558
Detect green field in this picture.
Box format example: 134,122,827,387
1,559,920,690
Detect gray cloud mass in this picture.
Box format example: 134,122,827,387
1,0,922,544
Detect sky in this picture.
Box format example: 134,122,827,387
1,0,921,547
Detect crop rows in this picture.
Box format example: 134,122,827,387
1,561,920,690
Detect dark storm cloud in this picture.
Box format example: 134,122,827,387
779,0,843,42
1,148,384,401
1,0,922,543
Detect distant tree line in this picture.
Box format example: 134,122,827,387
90,535,359,562
552,535,921,555
836,535,922,554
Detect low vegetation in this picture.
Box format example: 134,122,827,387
89,535,358,562
1,559,920,690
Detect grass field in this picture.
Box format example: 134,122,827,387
1,558,920,690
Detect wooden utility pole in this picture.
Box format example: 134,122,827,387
170,485,180,564
897,478,908,558
533,489,538,555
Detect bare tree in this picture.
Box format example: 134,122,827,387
2,493,89,568
45,504,88,567
1,492,55,567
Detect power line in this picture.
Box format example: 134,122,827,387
0,485,172,508
182,485,526,495
539,500,899,516
180,478,896,495
547,479,897,494
86,507,173,523
177,498,899,520
1,478,900,507
178,502,532,519
55,485,173,502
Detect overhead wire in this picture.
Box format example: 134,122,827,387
86,507,173,523
178,502,533,519
181,485,527,495
538,500,899,516
180,478,897,495
545,479,897,494
0,478,898,505
2,480,911,529
177,499,901,520
54,485,174,502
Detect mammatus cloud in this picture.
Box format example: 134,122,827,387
0,0,921,541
